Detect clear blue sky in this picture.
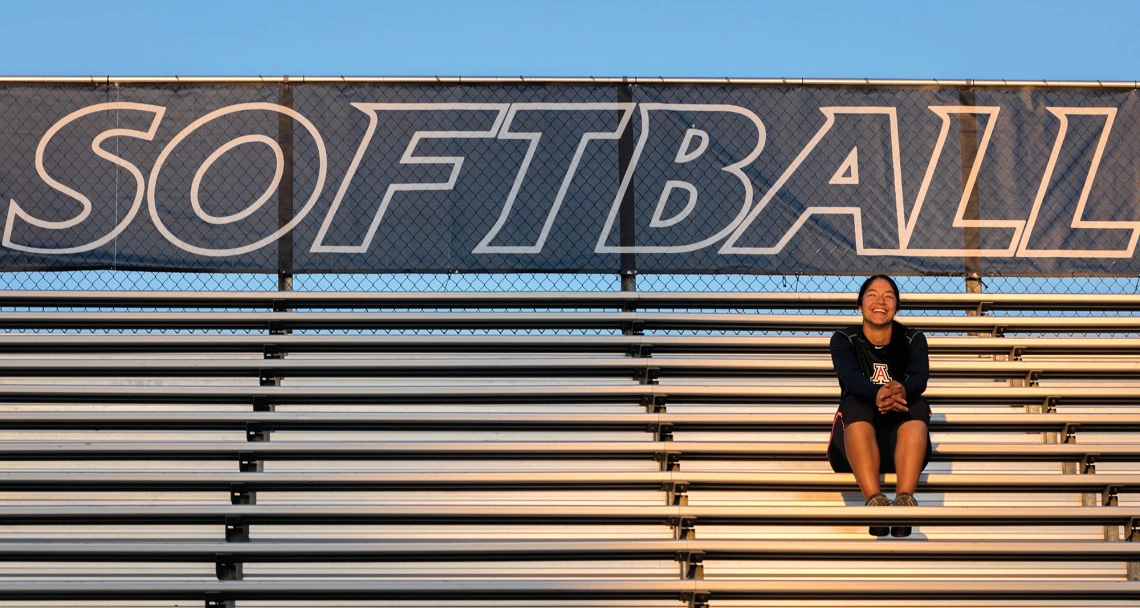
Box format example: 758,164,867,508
2,0,1136,80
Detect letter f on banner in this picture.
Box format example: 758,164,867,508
721,107,905,256
312,103,509,254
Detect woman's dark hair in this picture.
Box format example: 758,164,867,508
856,274,901,310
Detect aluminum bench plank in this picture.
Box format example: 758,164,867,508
639,313,1140,334
682,471,1140,492
0,441,1137,462
0,539,1133,561
0,504,1133,526
0,579,1137,601
661,412,1140,432
0,333,651,355
2,411,1140,432
1,311,1139,333
0,471,1136,493
7,333,1140,356
0,311,636,330
0,384,1132,405
6,356,1140,380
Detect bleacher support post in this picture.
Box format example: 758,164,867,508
684,592,710,608
1129,518,1139,580
205,595,234,608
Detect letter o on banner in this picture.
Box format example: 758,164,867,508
147,102,328,257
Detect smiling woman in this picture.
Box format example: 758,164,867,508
826,274,932,538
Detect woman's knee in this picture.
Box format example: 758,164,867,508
894,420,930,468
844,420,876,437
843,421,879,457
897,419,928,439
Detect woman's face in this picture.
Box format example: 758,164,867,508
859,278,898,326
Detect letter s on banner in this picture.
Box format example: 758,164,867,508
4,102,166,254
147,103,327,257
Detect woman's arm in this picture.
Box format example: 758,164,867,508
902,330,929,399
829,331,879,402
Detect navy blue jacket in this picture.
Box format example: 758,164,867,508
829,321,929,403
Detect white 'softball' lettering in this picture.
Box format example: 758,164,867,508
0,101,1133,261
1016,108,1139,258
311,103,509,254
596,104,767,254
4,103,166,254
901,106,1026,256
147,103,328,257
721,107,905,256
475,103,635,254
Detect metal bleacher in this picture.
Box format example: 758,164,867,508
0,290,1139,607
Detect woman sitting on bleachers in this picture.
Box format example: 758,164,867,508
827,275,931,538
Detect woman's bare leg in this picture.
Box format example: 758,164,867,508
842,421,881,499
893,420,928,495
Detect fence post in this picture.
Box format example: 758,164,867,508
617,82,636,294
958,87,983,294
278,78,295,294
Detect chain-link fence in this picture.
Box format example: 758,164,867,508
4,269,1140,296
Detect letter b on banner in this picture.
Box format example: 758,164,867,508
595,104,766,255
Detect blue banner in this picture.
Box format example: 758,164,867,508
0,82,1136,275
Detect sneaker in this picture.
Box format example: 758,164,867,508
891,492,918,537
864,493,890,537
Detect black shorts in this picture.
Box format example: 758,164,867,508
826,394,932,474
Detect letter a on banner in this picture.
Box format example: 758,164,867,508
829,147,859,185
721,107,905,256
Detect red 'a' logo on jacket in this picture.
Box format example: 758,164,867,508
870,363,892,384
